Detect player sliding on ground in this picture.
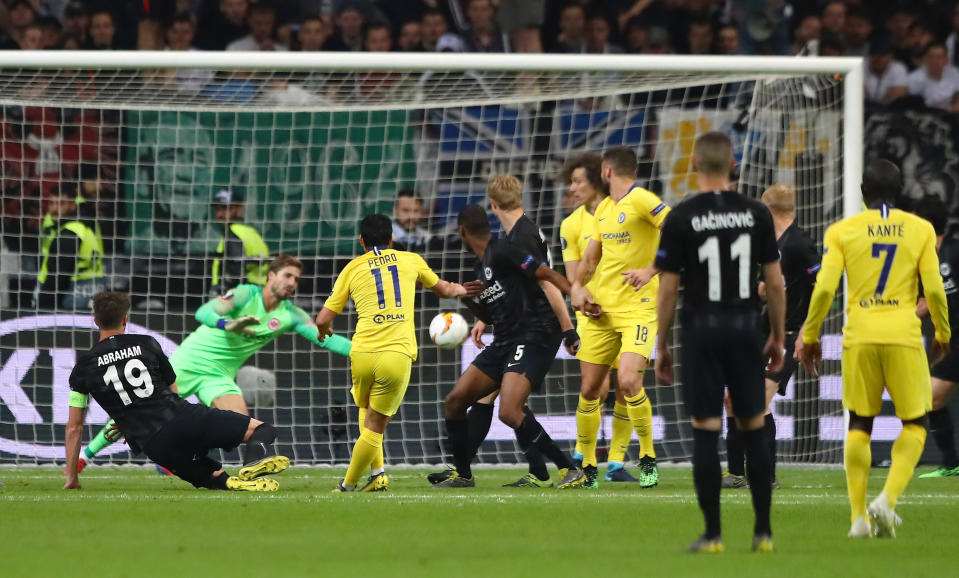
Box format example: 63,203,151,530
75,255,351,472
559,153,640,484
316,214,481,492
65,292,288,492
801,159,951,539
434,203,586,489
428,175,580,488
570,146,670,488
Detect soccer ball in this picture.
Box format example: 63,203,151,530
429,312,469,350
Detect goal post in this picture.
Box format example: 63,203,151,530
0,51,863,466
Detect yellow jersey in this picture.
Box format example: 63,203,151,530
587,186,670,313
803,206,950,347
323,247,440,360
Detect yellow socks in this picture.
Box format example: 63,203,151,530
883,423,927,508
625,390,656,458
576,395,602,468
845,429,871,523
359,407,384,472
344,428,383,487
608,402,632,464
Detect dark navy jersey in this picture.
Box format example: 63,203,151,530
938,234,959,343
769,222,820,332
655,190,779,318
69,334,187,451
474,223,561,342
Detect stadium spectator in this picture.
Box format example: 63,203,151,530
865,36,909,106
325,3,366,51
906,20,936,70
584,13,621,55
549,2,585,53
907,43,959,111
717,24,741,55
623,18,646,54
35,185,106,310
687,18,713,55
365,21,392,52
392,189,430,252
165,13,213,94
6,0,36,45
137,17,164,51
17,22,42,49
821,1,846,38
396,20,423,51
86,10,116,50
792,14,821,55
296,15,328,51
194,0,248,51
497,0,544,53
885,9,914,63
946,3,959,66
227,4,288,51
616,0,657,33
843,9,872,57
818,34,844,57
38,15,62,49
645,25,672,54
460,0,506,53
209,188,269,296
61,1,89,46
422,8,456,51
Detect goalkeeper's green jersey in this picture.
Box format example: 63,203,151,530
171,284,350,377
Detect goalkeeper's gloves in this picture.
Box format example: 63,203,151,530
219,315,260,336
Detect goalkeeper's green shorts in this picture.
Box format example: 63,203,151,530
174,367,242,407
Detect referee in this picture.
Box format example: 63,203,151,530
725,185,820,489
654,132,785,553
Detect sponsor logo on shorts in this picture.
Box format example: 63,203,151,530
618,212,626,223
507,362,520,367
268,317,281,331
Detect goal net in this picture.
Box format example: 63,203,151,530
0,52,863,467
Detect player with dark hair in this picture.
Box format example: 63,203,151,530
724,184,820,490
76,254,352,471
909,196,959,479
316,214,479,492
655,131,785,553
570,146,671,488
433,203,585,489
64,292,288,492
802,160,950,538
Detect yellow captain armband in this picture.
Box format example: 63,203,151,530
69,391,89,409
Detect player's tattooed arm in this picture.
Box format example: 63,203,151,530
570,239,602,317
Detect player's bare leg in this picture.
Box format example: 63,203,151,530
618,352,658,487
499,371,584,489
211,393,250,416
433,366,500,487
576,361,611,487
920,378,959,478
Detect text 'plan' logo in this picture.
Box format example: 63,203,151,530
0,315,178,458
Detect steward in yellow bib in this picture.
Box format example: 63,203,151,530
36,187,105,309
209,189,270,296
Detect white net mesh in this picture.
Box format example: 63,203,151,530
0,54,856,466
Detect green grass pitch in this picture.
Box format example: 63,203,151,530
1,465,957,577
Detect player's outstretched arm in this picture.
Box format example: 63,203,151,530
763,261,787,373
654,271,681,386
64,402,87,489
430,279,484,299
313,307,338,343
293,308,351,355
195,286,258,333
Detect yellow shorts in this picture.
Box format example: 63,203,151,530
349,351,413,417
576,309,656,367
842,344,932,420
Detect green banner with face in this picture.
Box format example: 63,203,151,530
124,109,416,256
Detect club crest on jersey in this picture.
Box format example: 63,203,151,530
485,267,493,280
268,317,281,331
618,212,626,224
650,203,666,216
942,263,952,277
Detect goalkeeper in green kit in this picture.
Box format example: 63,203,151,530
75,255,351,472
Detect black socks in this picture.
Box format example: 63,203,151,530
692,428,722,539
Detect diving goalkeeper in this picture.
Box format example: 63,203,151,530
76,255,351,470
